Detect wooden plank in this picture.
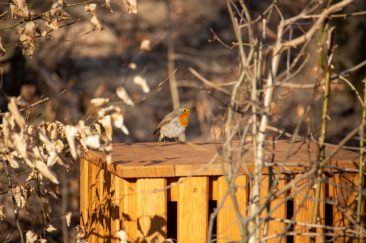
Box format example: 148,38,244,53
96,165,113,242
332,173,358,243
136,178,167,242
178,177,209,242
96,166,106,241
111,173,123,239
122,179,137,242
293,176,325,243
169,177,218,202
80,159,89,228
217,175,247,243
88,163,98,243
260,174,287,243
83,141,359,178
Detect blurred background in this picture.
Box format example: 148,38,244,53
0,0,365,241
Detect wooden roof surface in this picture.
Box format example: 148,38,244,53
82,140,359,178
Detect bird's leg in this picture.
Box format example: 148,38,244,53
158,133,163,142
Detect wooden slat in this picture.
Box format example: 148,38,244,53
178,177,209,242
217,175,247,243
332,173,358,242
293,176,325,243
83,141,358,178
88,163,98,243
136,178,167,241
96,166,113,242
80,159,89,228
96,166,105,241
122,179,137,242
111,173,123,239
260,175,287,242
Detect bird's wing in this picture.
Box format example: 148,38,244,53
153,113,174,134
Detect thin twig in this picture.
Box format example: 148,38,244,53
331,59,366,80
167,1,180,109
2,160,24,243
281,0,354,52
0,97,50,117
356,78,366,242
189,68,231,95
310,24,334,243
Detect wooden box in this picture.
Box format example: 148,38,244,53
80,141,362,242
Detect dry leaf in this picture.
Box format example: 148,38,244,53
139,39,151,51
0,205,5,221
35,160,59,184
101,115,113,140
116,87,134,106
64,125,78,160
26,230,38,243
46,152,58,167
85,135,100,149
12,186,28,209
47,18,59,30
123,0,137,14
2,114,12,145
75,225,86,241
116,230,127,243
13,133,28,161
17,22,37,56
98,105,117,117
10,0,30,18
111,112,129,135
46,0,70,30
133,75,150,93
90,97,109,107
85,4,102,31
54,139,64,153
105,0,113,12
7,153,20,169
8,97,25,129
46,224,57,232
93,123,102,134
0,37,5,56
65,211,72,227
84,3,97,13
90,15,103,31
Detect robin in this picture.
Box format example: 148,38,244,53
153,106,190,142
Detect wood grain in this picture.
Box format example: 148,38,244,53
178,177,209,242
110,173,122,239
136,178,167,242
293,176,325,243
260,175,287,243
88,163,98,243
83,141,358,178
80,158,89,228
332,173,358,243
217,175,247,243
122,179,137,242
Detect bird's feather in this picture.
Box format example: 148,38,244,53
153,112,174,134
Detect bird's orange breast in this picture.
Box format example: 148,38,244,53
179,112,190,127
